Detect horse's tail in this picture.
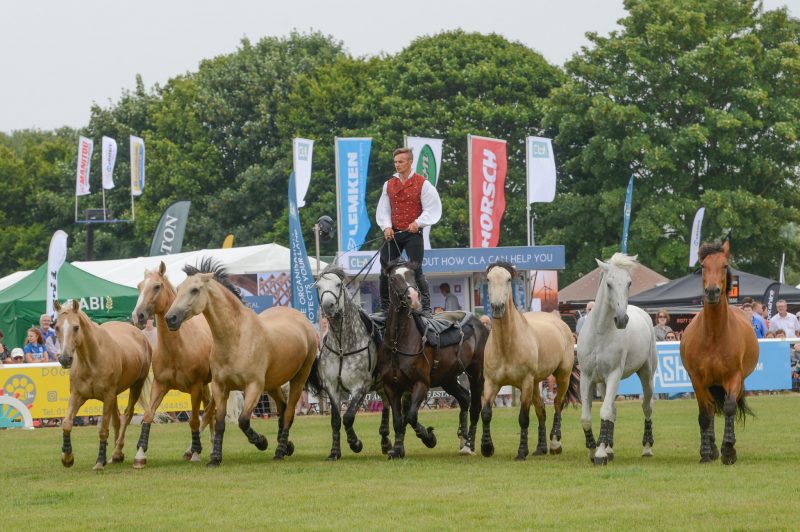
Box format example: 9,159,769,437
564,357,582,406
305,355,324,396
709,385,754,423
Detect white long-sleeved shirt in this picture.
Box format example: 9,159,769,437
375,173,442,231
769,312,800,338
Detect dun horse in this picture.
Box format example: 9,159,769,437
164,259,318,467
55,300,152,470
482,262,579,460
379,260,487,459
576,253,658,465
680,241,758,464
307,265,391,460
131,261,215,468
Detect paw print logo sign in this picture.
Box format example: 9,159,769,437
3,374,37,408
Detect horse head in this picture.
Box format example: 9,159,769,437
316,266,347,318
385,260,421,312
53,299,84,369
596,253,637,329
699,240,731,305
486,261,516,319
165,258,241,330
132,261,174,327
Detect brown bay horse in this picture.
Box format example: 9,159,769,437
680,241,758,464
131,261,215,468
164,259,318,467
55,300,152,470
482,262,579,460
379,260,488,459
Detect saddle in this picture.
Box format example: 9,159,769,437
419,312,475,348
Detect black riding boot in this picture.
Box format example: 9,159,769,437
417,272,432,317
379,273,390,313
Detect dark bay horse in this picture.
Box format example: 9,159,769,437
379,260,487,459
307,265,391,460
165,259,318,467
131,261,215,468
55,300,152,470
680,241,758,464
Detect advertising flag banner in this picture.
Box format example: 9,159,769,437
526,136,556,204
288,172,319,323
469,135,507,248
75,136,93,196
149,201,191,256
293,138,314,208
222,234,234,248
762,282,781,319
335,137,372,252
621,175,634,254
101,136,117,190
688,207,705,268
780,252,786,284
46,230,68,319
406,136,443,250
130,135,145,196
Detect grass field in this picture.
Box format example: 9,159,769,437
1,394,798,531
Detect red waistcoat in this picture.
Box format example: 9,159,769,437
388,173,425,230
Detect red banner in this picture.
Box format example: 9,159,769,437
469,136,507,248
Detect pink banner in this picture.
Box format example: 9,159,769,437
470,136,506,248
75,136,93,196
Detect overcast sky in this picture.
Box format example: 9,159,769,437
1,0,798,133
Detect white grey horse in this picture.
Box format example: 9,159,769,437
576,253,658,465
309,265,391,460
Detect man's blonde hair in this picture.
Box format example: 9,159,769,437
393,147,413,159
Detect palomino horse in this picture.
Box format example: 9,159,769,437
131,261,215,468
379,260,487,459
577,253,658,465
680,241,758,464
55,299,152,470
164,259,318,467
307,265,391,460
482,262,579,460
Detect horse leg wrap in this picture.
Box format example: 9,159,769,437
642,419,654,447
534,425,547,455
550,412,562,442
137,422,151,453
721,414,737,465
480,405,494,457
209,426,225,466
604,420,615,450
584,428,596,450
458,410,468,439
97,440,108,467
698,412,713,462
468,424,477,451
516,427,529,460
275,429,288,459
191,430,202,454
62,431,73,455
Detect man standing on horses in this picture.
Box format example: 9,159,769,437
376,147,442,316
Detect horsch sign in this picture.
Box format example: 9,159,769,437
469,136,507,248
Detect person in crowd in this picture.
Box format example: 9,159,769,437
575,301,594,335
479,314,491,331
764,330,776,339
142,317,158,349
742,302,766,338
39,314,55,343
10,347,25,363
439,283,461,311
774,328,787,339
376,147,442,317
751,300,770,330
23,327,48,363
769,300,800,338
0,330,10,362
664,331,678,341
39,314,60,361
653,308,674,342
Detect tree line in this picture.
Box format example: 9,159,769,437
1,0,799,286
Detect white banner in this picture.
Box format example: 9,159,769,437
689,207,705,268
75,136,93,196
406,136,444,249
780,252,786,284
46,230,68,319
101,136,117,190
526,136,556,204
292,138,314,208
130,135,145,196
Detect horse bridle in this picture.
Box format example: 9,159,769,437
386,269,426,362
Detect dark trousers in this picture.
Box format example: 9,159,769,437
379,231,431,313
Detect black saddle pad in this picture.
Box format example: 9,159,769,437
420,314,475,348
360,308,384,347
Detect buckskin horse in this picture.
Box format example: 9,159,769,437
55,299,152,470
680,241,758,464
131,261,215,468
164,259,318,467
481,261,579,460
379,260,487,459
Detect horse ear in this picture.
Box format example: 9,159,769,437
722,239,730,258
71,299,80,311
595,258,609,271
159,261,167,275
54,300,61,312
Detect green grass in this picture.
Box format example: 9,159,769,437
1,394,797,531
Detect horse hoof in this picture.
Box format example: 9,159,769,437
642,447,654,458
350,440,363,454
699,456,713,464
593,456,608,466
326,452,341,461
549,446,562,455
424,428,437,449
721,450,737,465
481,442,494,458
62,454,74,468
606,451,615,462
285,441,295,456
132,458,147,469
459,445,475,456
711,446,720,461
190,452,201,462
93,462,105,471
255,436,268,452
514,453,527,461
533,448,547,456
183,451,193,461
381,439,391,455
111,454,124,464
207,460,221,468
387,450,404,460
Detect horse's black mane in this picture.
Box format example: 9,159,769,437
183,257,243,302
487,260,516,278
699,242,725,263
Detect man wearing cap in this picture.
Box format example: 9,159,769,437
376,147,442,316
10,348,25,363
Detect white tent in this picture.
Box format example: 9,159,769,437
0,270,33,292
71,243,325,288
